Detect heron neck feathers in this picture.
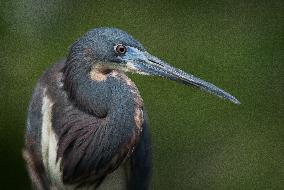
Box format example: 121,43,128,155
60,63,144,185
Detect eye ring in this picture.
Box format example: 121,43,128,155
114,44,127,55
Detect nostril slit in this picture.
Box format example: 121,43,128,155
149,59,164,67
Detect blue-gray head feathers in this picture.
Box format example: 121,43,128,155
68,28,144,65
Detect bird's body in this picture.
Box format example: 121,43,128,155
24,28,239,190
24,61,151,190
24,60,151,189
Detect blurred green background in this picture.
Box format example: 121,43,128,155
0,0,283,189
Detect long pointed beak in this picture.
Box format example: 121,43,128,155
121,47,240,104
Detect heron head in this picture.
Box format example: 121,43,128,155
67,27,240,104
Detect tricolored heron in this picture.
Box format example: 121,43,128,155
23,28,240,190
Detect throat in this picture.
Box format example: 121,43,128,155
90,66,112,82
63,64,111,117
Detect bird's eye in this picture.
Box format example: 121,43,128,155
115,44,127,55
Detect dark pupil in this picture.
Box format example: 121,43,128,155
117,45,125,54
119,47,125,53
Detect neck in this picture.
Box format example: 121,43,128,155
60,61,144,185
63,61,111,117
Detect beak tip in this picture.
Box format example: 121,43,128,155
230,97,241,105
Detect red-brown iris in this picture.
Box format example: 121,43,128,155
115,44,127,55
